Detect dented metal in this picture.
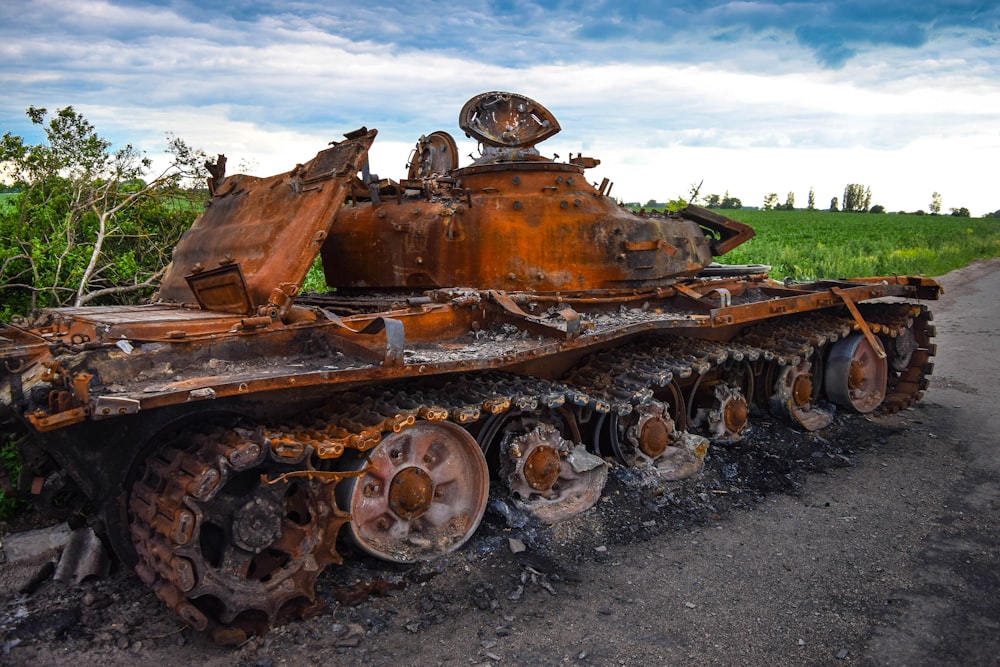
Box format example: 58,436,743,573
0,91,940,644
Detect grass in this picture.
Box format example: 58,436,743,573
715,209,1000,280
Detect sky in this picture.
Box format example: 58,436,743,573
1,1,999,216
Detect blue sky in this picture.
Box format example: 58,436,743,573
2,1,999,214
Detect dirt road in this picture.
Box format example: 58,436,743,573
3,260,998,666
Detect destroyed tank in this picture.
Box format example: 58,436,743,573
0,92,940,644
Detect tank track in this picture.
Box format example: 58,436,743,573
128,303,933,644
861,303,936,413
563,301,934,435
127,372,605,644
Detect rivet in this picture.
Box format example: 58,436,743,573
513,201,522,210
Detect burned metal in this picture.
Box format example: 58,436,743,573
0,91,940,644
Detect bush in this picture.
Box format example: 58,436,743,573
0,437,24,520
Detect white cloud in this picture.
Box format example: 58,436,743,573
2,0,999,216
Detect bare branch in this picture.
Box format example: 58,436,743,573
75,267,166,305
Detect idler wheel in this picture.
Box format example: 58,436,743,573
338,421,489,563
824,333,887,413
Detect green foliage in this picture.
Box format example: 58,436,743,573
842,183,872,212
719,194,742,209
301,255,334,294
778,192,795,210
1,106,206,319
703,192,742,209
0,436,23,520
717,209,1000,281
930,192,942,215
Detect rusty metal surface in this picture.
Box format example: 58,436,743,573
459,91,561,148
325,164,722,292
157,129,376,312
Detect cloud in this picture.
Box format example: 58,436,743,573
1,0,999,214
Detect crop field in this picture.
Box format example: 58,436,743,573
715,209,1000,280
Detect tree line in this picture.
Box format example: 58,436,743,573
633,182,989,217
643,183,989,217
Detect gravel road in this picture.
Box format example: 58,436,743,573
2,259,998,667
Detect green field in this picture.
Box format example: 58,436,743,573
715,210,1000,280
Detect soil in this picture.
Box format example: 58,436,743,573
2,259,998,667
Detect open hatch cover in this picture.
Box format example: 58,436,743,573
157,128,377,314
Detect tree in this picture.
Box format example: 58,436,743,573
762,193,779,210
1,106,206,317
807,187,815,210
929,192,942,215
842,183,871,212
870,204,886,214
950,207,970,217
782,191,795,210
720,191,742,209
830,196,839,212
703,193,722,208
687,179,703,205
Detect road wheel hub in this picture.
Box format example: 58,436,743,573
388,466,434,519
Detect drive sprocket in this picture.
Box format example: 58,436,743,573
128,423,349,645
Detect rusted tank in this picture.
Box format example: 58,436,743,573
0,92,940,644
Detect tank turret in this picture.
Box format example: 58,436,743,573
324,91,751,292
